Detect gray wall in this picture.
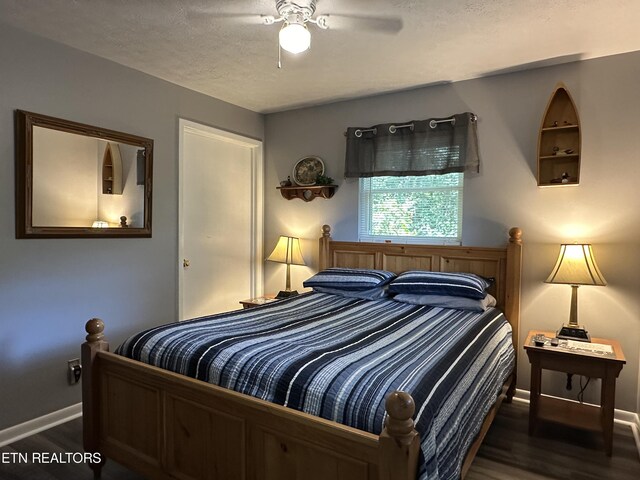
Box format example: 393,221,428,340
0,25,263,430
264,52,640,413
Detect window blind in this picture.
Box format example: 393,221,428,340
358,173,463,244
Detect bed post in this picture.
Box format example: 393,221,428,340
505,227,523,402
319,224,332,270
378,391,420,480
81,318,108,478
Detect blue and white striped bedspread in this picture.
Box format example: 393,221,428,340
116,292,514,480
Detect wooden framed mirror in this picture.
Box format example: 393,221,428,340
15,110,153,238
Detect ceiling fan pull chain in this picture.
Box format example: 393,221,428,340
278,40,282,69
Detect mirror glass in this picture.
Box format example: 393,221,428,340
15,110,153,238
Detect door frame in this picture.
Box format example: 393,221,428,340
178,119,264,320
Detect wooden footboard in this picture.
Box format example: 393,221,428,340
82,320,420,480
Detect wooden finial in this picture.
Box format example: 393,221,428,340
509,227,522,244
385,391,416,444
85,318,105,343
380,390,420,479
321,224,331,237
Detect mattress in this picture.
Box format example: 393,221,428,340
116,292,514,480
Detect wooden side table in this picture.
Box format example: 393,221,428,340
524,331,626,456
239,294,278,309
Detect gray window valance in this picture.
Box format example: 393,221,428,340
344,112,479,178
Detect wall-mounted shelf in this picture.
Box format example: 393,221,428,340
277,185,338,202
537,83,581,187
102,142,123,194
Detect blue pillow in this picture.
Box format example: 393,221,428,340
392,293,496,312
303,268,396,291
312,286,389,300
388,271,490,299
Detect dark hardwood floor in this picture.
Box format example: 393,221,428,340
0,401,638,479
467,401,640,480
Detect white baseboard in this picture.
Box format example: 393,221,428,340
514,388,640,459
0,403,82,448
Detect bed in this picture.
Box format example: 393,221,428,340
81,225,522,480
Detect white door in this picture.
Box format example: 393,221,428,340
179,120,263,320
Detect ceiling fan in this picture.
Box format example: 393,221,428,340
189,0,402,68
199,0,402,67
262,0,403,67
263,0,328,54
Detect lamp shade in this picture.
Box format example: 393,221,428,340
545,244,606,286
267,236,306,266
279,21,311,54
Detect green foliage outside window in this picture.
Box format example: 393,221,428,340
359,173,463,243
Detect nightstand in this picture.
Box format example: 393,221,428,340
524,330,626,456
239,294,278,309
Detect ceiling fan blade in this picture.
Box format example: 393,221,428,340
186,11,266,26
319,14,403,34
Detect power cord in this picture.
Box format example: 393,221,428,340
577,376,591,403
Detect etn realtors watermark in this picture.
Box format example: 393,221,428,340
1,451,102,464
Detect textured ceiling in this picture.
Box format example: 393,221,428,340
1,0,639,113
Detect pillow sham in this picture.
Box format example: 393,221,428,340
388,271,491,299
303,268,396,291
311,285,389,300
392,293,497,312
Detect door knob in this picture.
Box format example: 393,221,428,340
183,259,190,268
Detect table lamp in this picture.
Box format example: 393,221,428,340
267,235,306,298
545,243,606,342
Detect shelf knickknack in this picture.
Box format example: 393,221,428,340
277,184,338,202
537,83,581,187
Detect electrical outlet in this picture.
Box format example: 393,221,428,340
68,358,82,385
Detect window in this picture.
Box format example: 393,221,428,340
358,173,463,244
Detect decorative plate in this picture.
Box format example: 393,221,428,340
292,156,324,186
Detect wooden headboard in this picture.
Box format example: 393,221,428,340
318,225,523,349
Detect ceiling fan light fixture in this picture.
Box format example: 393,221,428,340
279,20,311,54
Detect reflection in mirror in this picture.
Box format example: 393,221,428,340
101,142,123,195
32,128,144,228
15,110,153,238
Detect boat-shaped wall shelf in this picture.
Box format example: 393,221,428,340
537,83,582,187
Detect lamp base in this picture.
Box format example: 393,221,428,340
276,290,299,299
557,323,591,342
